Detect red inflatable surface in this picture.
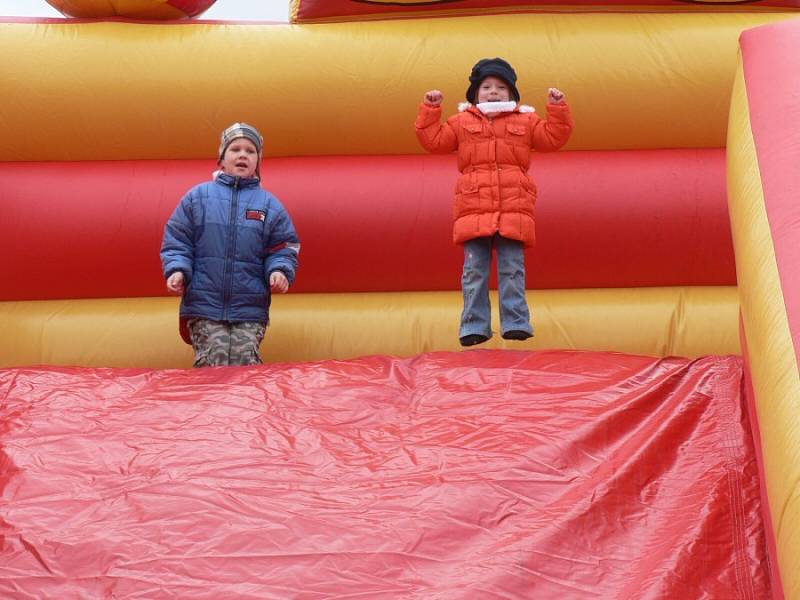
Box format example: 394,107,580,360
0,350,770,598
0,149,734,302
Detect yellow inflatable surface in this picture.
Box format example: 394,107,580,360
0,288,740,368
0,13,795,161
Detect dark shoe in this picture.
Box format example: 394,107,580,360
502,330,533,341
460,333,489,347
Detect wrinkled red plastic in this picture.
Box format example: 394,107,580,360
0,351,770,598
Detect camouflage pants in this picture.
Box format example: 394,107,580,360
187,319,266,368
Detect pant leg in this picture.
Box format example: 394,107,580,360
496,236,533,335
188,318,232,367
228,321,267,366
460,236,493,339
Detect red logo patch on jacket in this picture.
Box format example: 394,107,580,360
246,210,266,222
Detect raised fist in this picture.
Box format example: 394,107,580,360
548,87,566,104
424,90,444,106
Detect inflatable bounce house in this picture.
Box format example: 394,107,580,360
1,0,799,596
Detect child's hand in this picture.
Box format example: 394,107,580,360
166,271,185,294
270,271,289,294
424,90,444,107
548,88,566,104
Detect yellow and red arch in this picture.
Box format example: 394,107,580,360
1,4,800,597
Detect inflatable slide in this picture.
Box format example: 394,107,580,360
1,0,799,597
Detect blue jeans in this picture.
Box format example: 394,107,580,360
460,234,533,339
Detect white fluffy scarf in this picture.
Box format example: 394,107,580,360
459,102,535,114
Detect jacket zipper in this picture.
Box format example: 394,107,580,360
221,177,240,321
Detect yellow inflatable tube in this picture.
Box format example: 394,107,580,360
0,287,739,368
0,12,795,162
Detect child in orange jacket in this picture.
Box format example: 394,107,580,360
415,57,574,346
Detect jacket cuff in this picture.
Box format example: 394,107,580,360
415,103,442,128
547,101,572,115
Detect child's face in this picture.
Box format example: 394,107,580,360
220,138,259,178
477,76,511,103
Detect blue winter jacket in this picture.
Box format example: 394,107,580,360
160,172,300,326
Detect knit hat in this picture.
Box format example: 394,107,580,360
466,57,520,104
218,122,264,178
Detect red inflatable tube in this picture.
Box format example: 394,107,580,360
0,149,733,301
292,0,800,22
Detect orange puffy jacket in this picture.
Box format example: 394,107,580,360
415,101,573,246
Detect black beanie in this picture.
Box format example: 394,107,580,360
466,57,520,104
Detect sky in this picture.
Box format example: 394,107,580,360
0,0,290,20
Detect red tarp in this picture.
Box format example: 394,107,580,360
0,350,770,598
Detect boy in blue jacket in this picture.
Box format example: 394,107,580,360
161,122,300,367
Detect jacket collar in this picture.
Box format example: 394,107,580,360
215,171,261,188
